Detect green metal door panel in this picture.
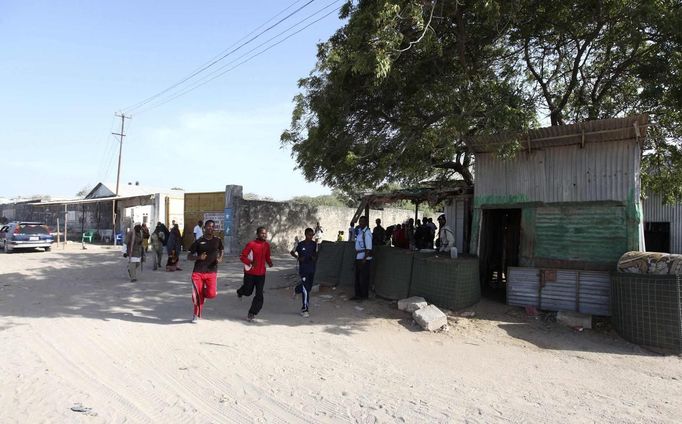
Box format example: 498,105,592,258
535,206,627,263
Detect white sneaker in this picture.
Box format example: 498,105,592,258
191,315,198,323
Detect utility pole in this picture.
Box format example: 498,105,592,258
112,113,131,245
113,113,131,196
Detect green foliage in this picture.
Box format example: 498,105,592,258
75,185,92,198
282,0,536,193
284,0,682,201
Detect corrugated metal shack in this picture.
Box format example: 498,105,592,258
641,193,682,254
466,116,648,314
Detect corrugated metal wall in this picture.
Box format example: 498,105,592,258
444,196,470,253
474,139,641,203
643,193,682,254
507,267,611,316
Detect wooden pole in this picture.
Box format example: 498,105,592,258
63,205,67,249
112,113,130,247
56,217,60,244
81,203,86,250
112,200,116,246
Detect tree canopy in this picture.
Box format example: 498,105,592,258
283,0,682,201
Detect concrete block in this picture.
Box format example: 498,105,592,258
413,305,448,331
556,311,592,329
398,296,427,312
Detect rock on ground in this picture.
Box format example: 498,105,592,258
398,296,427,312
413,304,448,331
557,311,592,329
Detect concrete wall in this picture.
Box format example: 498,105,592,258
237,200,419,253
118,192,184,234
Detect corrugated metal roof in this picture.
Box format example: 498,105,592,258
467,115,648,153
86,182,183,199
474,138,641,202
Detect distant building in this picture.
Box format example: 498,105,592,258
1,182,184,242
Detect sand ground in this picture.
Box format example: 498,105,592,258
0,244,680,423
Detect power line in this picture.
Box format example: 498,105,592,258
95,115,118,182
134,3,343,115
123,0,317,113
187,0,310,71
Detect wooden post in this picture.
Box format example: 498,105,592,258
63,204,68,249
56,217,60,244
81,203,86,250
112,200,116,246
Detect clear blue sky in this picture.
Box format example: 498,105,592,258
1,0,345,200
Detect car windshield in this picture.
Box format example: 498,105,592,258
19,224,50,234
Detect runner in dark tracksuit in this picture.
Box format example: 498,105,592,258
290,228,317,317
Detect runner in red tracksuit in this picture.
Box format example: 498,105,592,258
238,226,273,321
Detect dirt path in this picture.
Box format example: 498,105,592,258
0,245,680,423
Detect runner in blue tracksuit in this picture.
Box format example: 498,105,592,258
290,228,317,317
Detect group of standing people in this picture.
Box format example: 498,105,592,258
123,221,185,282
349,214,455,253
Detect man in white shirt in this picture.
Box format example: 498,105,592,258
351,216,372,300
437,214,455,253
193,220,204,241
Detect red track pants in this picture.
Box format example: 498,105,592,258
191,272,218,317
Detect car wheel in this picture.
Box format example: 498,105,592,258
44,246,51,252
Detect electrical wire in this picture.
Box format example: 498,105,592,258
134,3,343,115
95,115,118,182
122,0,316,113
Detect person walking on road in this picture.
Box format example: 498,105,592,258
150,225,165,270
166,224,183,271
187,220,224,322
124,224,144,282
238,227,273,322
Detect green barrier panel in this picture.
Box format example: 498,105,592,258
338,241,357,287
611,273,682,353
409,255,480,310
314,241,345,286
373,246,414,300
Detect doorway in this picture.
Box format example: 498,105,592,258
644,222,671,253
479,209,522,300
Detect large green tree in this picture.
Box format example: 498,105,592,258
283,0,682,200
282,0,535,192
510,0,682,201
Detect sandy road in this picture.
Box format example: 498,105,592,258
0,245,680,423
